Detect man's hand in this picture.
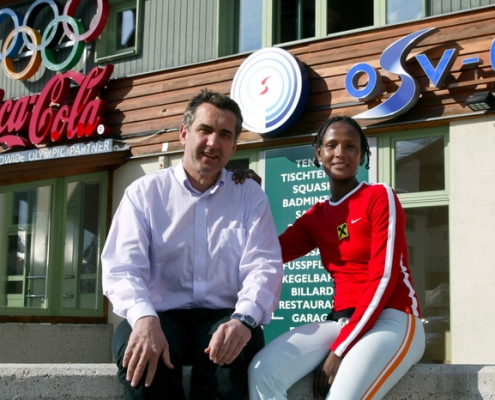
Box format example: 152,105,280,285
313,351,342,400
123,316,174,388
204,319,252,365
232,169,262,186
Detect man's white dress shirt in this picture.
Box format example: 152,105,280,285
102,162,283,328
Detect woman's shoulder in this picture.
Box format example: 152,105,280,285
360,182,395,196
354,183,400,208
358,183,404,216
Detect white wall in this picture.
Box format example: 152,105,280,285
450,116,495,363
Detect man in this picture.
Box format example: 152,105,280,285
102,89,283,400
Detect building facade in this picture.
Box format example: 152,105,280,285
0,0,494,364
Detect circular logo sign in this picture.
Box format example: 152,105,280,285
231,47,309,136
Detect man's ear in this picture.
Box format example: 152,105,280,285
179,124,187,146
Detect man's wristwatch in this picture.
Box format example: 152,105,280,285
231,313,257,329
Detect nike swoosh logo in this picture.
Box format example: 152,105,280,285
351,218,362,224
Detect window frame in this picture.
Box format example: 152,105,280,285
377,126,450,363
220,0,495,56
377,126,450,208
226,149,260,172
95,0,142,63
0,179,56,316
0,171,108,319
58,173,109,317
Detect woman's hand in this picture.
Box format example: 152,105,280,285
313,351,342,400
231,169,262,186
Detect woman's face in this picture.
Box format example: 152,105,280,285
316,121,364,182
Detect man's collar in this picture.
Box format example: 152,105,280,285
174,160,225,195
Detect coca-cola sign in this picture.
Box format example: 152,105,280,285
0,64,114,150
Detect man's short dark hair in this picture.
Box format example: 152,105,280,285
182,89,244,140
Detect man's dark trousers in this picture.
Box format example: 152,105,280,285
112,308,265,400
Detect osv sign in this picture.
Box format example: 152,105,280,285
345,27,495,119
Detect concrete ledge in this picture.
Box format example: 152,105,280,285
0,364,494,399
0,324,113,363
0,364,121,400
290,364,495,400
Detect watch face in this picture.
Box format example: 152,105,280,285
243,315,255,326
232,313,256,328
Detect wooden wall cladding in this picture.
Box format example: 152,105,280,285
103,6,495,158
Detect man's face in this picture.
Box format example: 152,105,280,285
180,103,237,190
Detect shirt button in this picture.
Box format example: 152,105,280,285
198,248,203,253
197,277,202,281
199,220,203,225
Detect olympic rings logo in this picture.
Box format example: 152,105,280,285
0,0,109,81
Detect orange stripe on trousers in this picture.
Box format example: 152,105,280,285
361,315,416,400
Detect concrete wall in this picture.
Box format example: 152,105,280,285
449,117,495,363
1,364,494,399
0,324,113,363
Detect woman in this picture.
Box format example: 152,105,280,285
247,116,425,400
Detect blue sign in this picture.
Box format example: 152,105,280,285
347,28,436,119
346,27,495,120
231,47,309,136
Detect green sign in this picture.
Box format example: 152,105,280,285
263,144,368,343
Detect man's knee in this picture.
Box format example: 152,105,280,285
112,320,132,366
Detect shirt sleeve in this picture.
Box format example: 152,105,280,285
331,185,407,357
101,186,158,328
234,181,284,326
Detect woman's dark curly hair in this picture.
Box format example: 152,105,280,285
312,115,371,170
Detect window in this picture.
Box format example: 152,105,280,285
116,9,137,50
386,0,424,24
238,0,263,52
220,0,375,55
221,0,495,56
274,0,316,45
1,185,51,310
405,206,449,363
218,0,264,55
327,0,374,34
0,172,108,318
226,149,260,173
395,136,445,193
380,0,495,25
226,158,251,171
379,127,450,363
427,0,495,16
95,0,142,62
